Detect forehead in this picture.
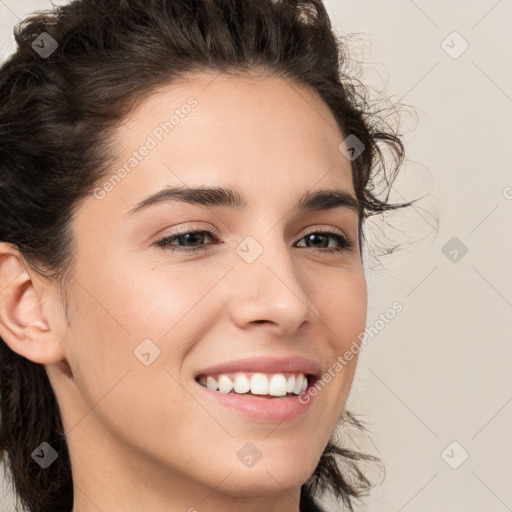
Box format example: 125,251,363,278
83,72,356,228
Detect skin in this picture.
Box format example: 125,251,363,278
0,73,367,512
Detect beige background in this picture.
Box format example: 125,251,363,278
1,1,511,511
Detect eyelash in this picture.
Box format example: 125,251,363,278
153,226,354,254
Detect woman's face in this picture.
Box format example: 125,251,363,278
47,73,367,509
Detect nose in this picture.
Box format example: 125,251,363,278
227,236,317,337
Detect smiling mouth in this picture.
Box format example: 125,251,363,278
195,371,316,398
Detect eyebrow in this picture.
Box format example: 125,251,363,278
126,185,362,217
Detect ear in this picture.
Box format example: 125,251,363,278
0,242,66,365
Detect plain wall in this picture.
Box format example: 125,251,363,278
1,1,511,511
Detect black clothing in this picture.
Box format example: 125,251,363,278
299,491,327,512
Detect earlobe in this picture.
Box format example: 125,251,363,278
0,243,64,365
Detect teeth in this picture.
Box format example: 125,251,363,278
268,374,287,396
250,373,268,394
201,372,309,396
206,376,218,391
218,374,233,393
286,375,295,393
293,374,303,395
233,373,251,394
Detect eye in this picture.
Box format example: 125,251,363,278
295,230,354,254
153,227,354,254
153,227,219,253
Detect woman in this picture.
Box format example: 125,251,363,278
0,1,413,511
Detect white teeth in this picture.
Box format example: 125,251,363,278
218,374,233,393
268,374,287,396
233,373,250,394
286,375,296,393
293,374,303,395
199,372,309,396
250,373,268,395
206,376,218,391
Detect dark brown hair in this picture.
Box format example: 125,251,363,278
0,1,414,511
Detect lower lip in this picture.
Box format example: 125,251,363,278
194,380,317,422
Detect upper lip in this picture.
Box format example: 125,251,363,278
194,355,322,379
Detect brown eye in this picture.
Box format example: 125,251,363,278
153,228,219,253
295,231,353,253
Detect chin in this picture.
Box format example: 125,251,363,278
217,464,314,498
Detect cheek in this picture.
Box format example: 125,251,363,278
119,259,231,338
302,267,366,404
317,267,368,345
66,260,229,407
62,277,195,450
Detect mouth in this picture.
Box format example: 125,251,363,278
193,370,319,422
192,355,322,421
194,371,318,399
